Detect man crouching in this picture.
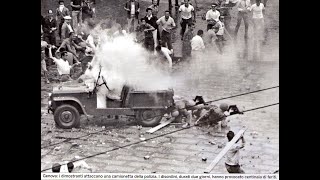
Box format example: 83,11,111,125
194,102,243,133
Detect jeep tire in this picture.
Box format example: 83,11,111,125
136,109,163,127
54,104,80,129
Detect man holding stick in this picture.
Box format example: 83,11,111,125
225,130,245,173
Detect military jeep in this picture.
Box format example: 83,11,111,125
47,74,174,129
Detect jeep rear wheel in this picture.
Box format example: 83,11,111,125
54,104,80,129
136,110,163,127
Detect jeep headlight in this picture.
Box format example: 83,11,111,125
48,93,52,97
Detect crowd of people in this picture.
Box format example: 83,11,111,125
41,0,268,84
41,0,97,84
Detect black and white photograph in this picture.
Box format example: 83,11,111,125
41,0,279,178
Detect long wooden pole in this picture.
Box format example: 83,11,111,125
204,127,248,173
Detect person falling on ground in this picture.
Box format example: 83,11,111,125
169,96,195,128
194,102,242,133
225,130,246,173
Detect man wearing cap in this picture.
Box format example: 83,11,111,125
234,0,251,39
43,10,57,46
61,16,74,41
70,0,83,30
178,0,196,40
124,0,140,33
205,4,220,31
56,0,70,40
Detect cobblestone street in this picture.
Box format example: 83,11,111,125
41,0,279,174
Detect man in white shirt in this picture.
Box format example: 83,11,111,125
178,0,196,40
250,0,265,39
155,45,173,69
205,4,220,31
212,16,226,54
124,0,140,33
250,0,265,59
225,131,245,173
48,45,80,82
234,0,251,39
191,30,205,51
191,30,205,64
156,11,176,50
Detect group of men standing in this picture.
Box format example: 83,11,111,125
41,0,96,47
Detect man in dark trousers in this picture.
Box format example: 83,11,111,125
70,0,83,30
156,10,176,51
124,0,140,33
56,0,70,40
225,131,246,173
43,10,57,46
137,18,156,52
178,0,196,40
144,8,159,48
82,0,94,23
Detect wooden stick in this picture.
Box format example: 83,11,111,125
204,127,248,173
146,118,175,134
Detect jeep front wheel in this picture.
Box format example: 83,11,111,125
136,110,163,127
54,104,80,129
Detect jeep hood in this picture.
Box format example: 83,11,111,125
52,84,91,94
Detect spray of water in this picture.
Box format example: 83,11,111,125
81,20,175,101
